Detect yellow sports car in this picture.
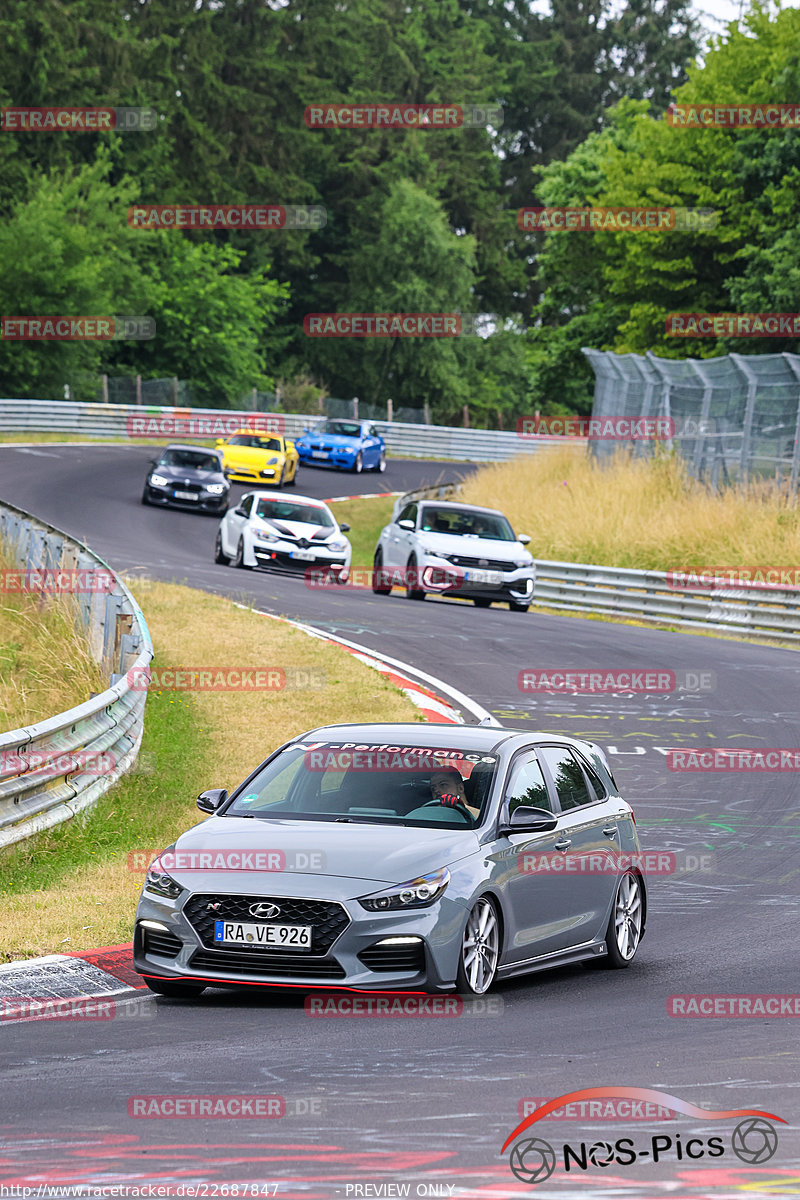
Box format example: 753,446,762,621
215,430,299,487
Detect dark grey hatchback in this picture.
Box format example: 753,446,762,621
141,445,230,513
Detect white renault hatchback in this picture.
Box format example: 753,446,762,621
372,499,535,610
214,492,352,580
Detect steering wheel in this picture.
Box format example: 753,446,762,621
417,799,472,823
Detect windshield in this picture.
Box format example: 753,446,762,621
419,506,516,541
255,499,334,527
225,743,498,828
227,435,282,450
158,449,221,471
316,420,362,438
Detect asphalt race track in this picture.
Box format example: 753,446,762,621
1,443,799,1197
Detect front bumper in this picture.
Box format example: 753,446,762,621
420,557,536,602
251,539,348,573
297,450,358,471
225,464,285,484
145,484,228,512
133,883,465,993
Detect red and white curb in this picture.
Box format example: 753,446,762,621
0,612,493,1014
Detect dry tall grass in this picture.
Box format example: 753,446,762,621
0,549,107,731
459,448,800,569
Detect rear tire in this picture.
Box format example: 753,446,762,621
405,555,425,601
597,872,644,969
372,549,392,595
373,450,386,473
143,977,206,998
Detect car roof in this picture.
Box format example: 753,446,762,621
163,443,222,457
247,491,328,508
417,500,508,519
289,722,593,755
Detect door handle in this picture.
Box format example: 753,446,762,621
602,826,618,838
554,839,572,852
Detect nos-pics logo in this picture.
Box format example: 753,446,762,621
502,1087,784,1186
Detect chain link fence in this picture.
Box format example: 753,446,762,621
63,375,427,424
583,349,800,490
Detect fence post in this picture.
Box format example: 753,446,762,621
101,374,109,404
352,396,359,419
462,404,470,428
387,398,393,422
135,375,142,406
689,360,715,481
783,353,800,493
423,401,431,425
730,354,757,485
172,377,179,405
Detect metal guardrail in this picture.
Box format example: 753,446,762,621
532,559,800,642
0,503,154,848
0,398,576,463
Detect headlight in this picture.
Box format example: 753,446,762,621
326,539,347,552
206,483,227,494
149,473,169,487
358,867,450,911
145,853,183,900
513,560,529,569
265,457,280,465
255,532,280,544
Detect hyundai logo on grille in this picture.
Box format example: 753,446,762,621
249,902,281,919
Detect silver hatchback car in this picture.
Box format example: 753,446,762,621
134,724,647,997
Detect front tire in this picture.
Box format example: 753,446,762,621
143,977,206,998
456,896,500,995
140,489,150,506
405,555,425,601
372,549,392,595
473,597,492,608
214,530,229,565
509,600,530,613
352,452,363,474
599,872,644,968
233,537,250,569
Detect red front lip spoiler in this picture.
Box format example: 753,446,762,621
139,972,433,995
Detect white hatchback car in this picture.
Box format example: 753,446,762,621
214,492,352,580
372,499,535,611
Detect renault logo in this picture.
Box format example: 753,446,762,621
249,902,281,919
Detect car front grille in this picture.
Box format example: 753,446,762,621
443,555,514,572
142,928,183,959
171,483,203,494
189,949,346,979
358,941,426,973
183,894,350,955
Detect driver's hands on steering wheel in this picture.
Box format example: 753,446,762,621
438,793,469,811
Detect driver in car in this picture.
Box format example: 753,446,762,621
429,769,479,820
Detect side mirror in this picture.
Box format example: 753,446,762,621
397,519,415,531
498,805,557,835
339,522,351,532
197,788,228,814
518,534,531,546
148,459,158,467
233,506,247,517
215,439,224,447
303,427,312,434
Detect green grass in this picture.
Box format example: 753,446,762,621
329,495,396,568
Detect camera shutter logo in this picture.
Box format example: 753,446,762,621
508,1137,556,1184
731,1118,778,1164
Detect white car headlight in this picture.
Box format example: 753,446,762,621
326,539,347,552
206,483,226,494
149,473,169,487
255,532,280,544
